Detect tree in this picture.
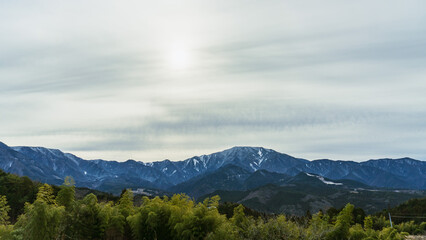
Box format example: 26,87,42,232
71,193,104,239
56,176,75,210
128,196,175,240
118,189,134,218
364,216,373,230
99,202,125,240
174,196,226,239
118,189,134,240
326,203,354,240
36,184,56,205
21,200,65,240
261,215,302,240
306,212,332,240
230,204,259,239
0,195,11,225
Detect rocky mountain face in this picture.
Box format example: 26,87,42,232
0,141,425,195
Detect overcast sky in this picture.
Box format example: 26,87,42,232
1,1,426,162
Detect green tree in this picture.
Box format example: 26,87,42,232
0,170,38,221
0,195,11,225
306,212,332,240
100,202,125,240
230,204,259,239
119,189,134,218
21,200,65,240
261,215,302,240
378,227,408,240
128,196,175,240
364,216,373,230
56,176,76,210
0,225,13,240
36,183,56,205
174,196,226,239
326,203,354,240
71,193,104,239
349,224,367,240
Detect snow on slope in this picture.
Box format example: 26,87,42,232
305,173,343,185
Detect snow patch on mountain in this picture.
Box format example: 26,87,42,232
250,163,257,171
305,173,343,185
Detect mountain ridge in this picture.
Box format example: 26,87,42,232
0,141,425,194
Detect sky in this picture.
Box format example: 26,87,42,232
1,0,426,162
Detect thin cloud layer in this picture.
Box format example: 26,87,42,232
1,0,426,162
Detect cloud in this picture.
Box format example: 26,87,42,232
1,0,426,162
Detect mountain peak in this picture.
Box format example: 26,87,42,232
224,146,274,155
0,141,9,149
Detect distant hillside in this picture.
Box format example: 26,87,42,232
1,141,425,196
200,172,425,215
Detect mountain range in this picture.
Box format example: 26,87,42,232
0,141,425,196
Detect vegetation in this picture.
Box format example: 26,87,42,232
376,197,426,224
0,170,425,239
0,179,423,240
0,169,117,221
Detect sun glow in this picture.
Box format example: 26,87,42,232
168,45,192,70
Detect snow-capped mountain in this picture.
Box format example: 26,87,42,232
0,141,425,194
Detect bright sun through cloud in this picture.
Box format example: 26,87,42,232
168,46,192,70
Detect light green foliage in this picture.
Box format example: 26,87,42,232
349,224,367,240
394,220,426,235
260,215,302,240
229,204,268,239
174,196,226,239
118,189,134,218
306,212,332,240
2,186,424,240
56,176,76,210
100,202,125,239
378,227,408,240
36,184,56,205
205,219,238,240
364,216,373,230
127,196,176,240
0,224,13,239
420,222,426,233
326,203,354,240
127,194,230,240
18,200,65,240
230,204,256,239
0,195,11,225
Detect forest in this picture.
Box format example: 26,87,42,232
0,170,425,240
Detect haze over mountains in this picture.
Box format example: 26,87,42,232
0,141,425,195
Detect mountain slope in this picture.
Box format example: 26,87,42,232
169,164,293,198
0,141,425,195
201,173,426,215
169,164,252,197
